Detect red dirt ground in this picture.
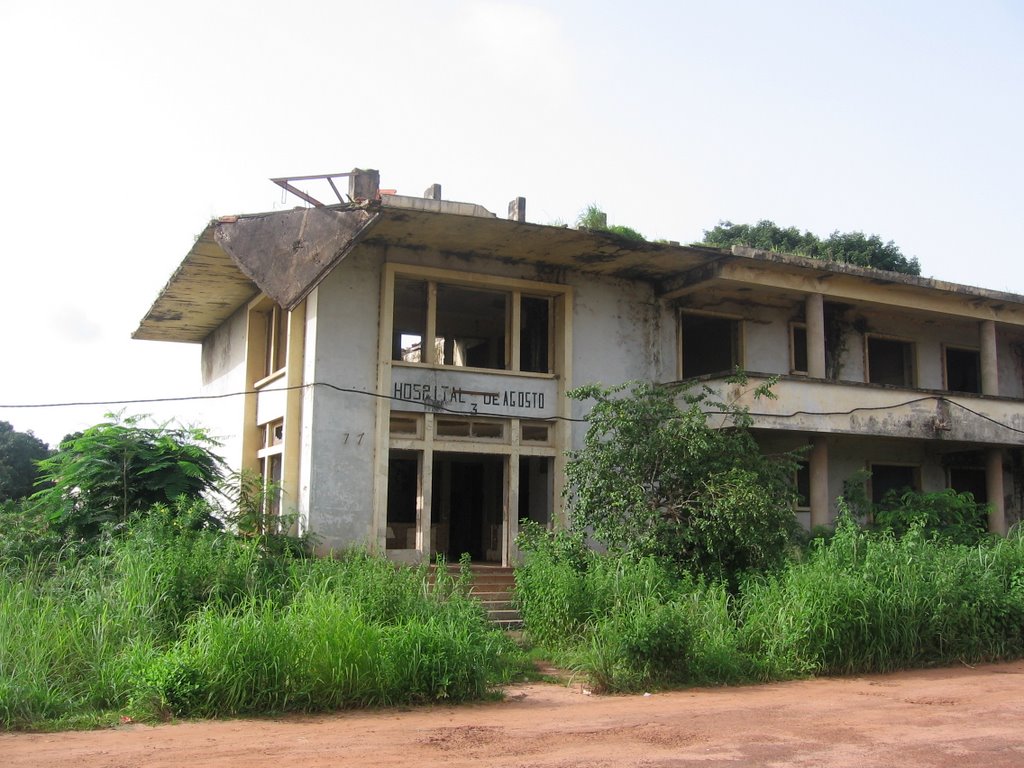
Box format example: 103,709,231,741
4,660,1024,767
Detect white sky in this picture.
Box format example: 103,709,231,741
1,0,1022,446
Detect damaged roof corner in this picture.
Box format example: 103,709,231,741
134,205,382,343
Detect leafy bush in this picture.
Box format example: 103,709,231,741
566,380,799,582
32,415,226,541
873,488,989,545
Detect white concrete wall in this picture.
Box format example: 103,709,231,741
303,248,383,551
199,305,248,472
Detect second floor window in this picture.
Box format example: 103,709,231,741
680,313,740,378
867,336,915,387
392,276,552,373
944,346,981,394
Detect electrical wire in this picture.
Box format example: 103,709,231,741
2,384,1023,434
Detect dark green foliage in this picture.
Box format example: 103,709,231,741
32,415,226,541
701,219,921,275
873,489,989,545
0,422,49,502
566,380,799,582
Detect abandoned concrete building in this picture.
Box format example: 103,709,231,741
135,169,1024,563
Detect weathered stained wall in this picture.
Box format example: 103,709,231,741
301,246,383,551
199,305,248,471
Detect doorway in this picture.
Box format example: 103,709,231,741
432,453,506,563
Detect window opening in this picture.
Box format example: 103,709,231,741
680,314,739,377
944,347,981,394
794,461,810,510
870,464,919,506
389,414,421,436
435,284,507,369
521,295,551,373
435,417,506,440
791,323,808,375
521,422,551,444
518,456,553,527
867,337,915,387
949,467,988,503
392,278,427,363
386,451,419,550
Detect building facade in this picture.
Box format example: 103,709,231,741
135,170,1024,561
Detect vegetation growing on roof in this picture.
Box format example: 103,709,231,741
575,204,646,242
700,219,921,275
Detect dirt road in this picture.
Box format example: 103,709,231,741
4,660,1024,767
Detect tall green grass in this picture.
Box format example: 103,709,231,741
515,521,1024,691
0,520,522,729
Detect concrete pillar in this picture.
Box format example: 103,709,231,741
806,293,827,379
980,320,999,396
508,196,526,222
809,436,830,529
986,448,1006,534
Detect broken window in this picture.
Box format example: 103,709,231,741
391,275,554,373
944,346,981,394
680,313,740,378
870,463,919,506
435,284,507,369
867,336,915,387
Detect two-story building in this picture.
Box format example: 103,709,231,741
135,169,1024,561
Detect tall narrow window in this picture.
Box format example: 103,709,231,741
680,313,739,378
520,295,551,373
790,323,808,375
867,337,915,387
392,278,427,362
794,461,811,510
386,451,419,550
264,305,288,378
257,419,284,532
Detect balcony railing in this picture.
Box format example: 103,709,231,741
685,373,1024,446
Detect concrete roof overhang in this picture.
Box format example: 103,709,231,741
661,246,1024,326
134,201,1024,344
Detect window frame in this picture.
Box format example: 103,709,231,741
388,266,565,377
942,344,982,394
677,309,743,379
865,334,917,388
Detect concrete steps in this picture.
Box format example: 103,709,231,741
428,564,521,630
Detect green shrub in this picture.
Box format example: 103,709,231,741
874,488,989,545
